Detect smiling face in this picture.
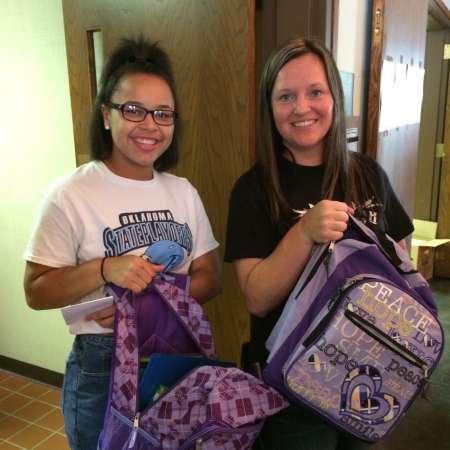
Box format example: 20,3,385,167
102,72,175,180
271,53,334,165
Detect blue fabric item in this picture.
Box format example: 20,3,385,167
143,240,184,271
139,353,235,410
61,334,113,450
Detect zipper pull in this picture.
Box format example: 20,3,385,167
324,241,335,277
327,288,343,311
420,365,430,400
195,438,203,450
128,413,140,449
420,376,431,400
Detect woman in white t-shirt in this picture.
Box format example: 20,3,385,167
23,37,221,450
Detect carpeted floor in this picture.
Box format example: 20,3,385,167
372,277,450,450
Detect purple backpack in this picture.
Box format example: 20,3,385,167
98,273,287,450
263,216,444,443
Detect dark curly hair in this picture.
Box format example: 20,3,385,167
89,36,180,171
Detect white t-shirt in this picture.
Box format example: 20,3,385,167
24,161,219,335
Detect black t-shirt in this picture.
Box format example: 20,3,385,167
224,153,414,365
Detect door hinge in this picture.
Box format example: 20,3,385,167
444,44,450,60
436,143,445,158
375,8,383,35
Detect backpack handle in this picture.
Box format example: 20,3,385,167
348,215,403,268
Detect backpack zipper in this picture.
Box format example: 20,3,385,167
178,421,262,450
324,241,335,278
301,276,429,377
177,424,223,450
301,276,362,348
127,412,140,449
295,242,333,300
110,408,159,447
344,309,428,376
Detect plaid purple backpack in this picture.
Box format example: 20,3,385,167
263,216,444,443
97,273,287,450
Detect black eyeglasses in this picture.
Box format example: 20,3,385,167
107,102,176,126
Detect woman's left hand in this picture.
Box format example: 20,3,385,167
85,304,116,328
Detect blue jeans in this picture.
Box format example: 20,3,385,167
254,405,369,450
61,334,113,450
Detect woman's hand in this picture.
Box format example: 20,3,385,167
233,200,354,318
85,304,115,329
102,255,165,293
297,200,353,244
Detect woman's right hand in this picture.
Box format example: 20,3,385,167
102,255,165,293
297,200,353,244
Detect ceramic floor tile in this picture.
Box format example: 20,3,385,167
14,402,54,423
17,384,50,400
36,391,60,408
0,416,29,439
33,433,70,450
0,372,66,449
0,441,24,449
8,424,52,449
0,389,11,402
0,395,31,414
0,378,29,393
0,372,10,384
35,409,64,432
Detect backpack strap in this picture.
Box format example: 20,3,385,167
153,274,216,358
110,287,139,418
348,216,406,269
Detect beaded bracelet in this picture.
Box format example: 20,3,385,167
100,256,108,283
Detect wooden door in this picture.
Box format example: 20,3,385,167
435,68,450,277
438,52,450,239
62,0,255,363
255,0,334,86
415,30,450,221
366,0,428,218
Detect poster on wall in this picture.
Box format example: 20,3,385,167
379,58,425,132
339,71,354,117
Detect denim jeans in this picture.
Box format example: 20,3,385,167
61,334,113,450
253,405,370,450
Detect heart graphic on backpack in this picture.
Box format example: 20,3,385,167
340,365,400,424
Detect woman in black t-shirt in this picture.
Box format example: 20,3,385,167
225,38,413,450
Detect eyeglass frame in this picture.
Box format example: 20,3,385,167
106,101,177,126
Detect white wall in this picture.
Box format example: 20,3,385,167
336,0,370,117
0,0,75,373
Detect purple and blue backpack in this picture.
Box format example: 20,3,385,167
97,273,287,450
263,216,444,443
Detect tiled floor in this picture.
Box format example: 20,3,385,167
0,369,69,450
